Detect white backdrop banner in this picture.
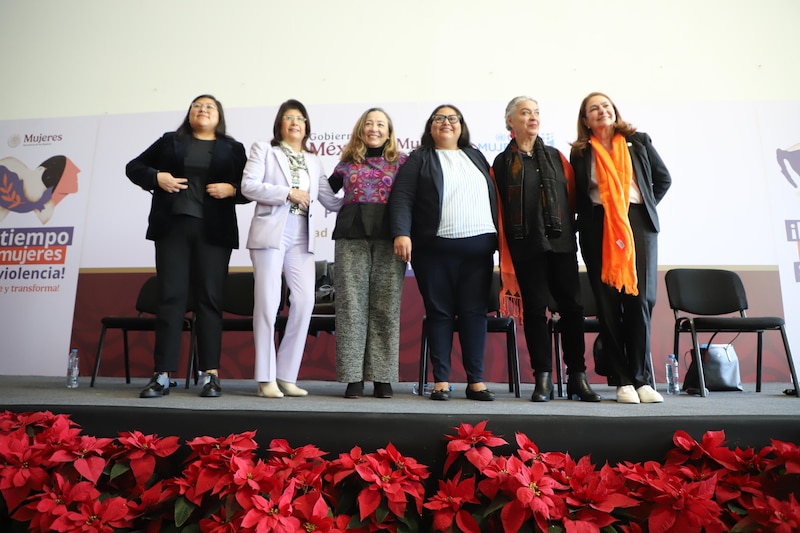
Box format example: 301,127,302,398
1,99,799,376
759,101,800,383
0,117,97,376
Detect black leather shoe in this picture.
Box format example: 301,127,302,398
531,371,554,402
430,389,451,401
200,374,222,398
373,382,393,398
466,387,495,401
567,372,602,402
344,381,364,398
140,374,169,398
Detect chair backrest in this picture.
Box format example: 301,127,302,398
577,271,598,318
489,270,502,314
313,261,335,315
134,275,201,317
223,272,255,316
546,271,597,318
665,268,748,316
135,276,161,315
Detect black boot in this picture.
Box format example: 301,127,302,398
531,371,553,402
567,372,602,402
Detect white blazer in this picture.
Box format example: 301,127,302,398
241,142,341,252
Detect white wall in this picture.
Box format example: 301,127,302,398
2,0,798,121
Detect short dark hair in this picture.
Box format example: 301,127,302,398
271,99,312,152
176,94,228,138
419,103,471,149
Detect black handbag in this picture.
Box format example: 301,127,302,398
683,342,743,394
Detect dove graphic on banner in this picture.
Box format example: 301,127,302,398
0,155,80,224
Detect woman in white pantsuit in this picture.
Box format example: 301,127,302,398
241,99,341,398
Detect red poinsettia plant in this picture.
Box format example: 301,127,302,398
1,411,799,532
0,410,428,532
424,420,800,532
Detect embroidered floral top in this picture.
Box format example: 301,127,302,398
329,149,407,240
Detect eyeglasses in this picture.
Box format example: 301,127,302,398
283,115,307,123
431,114,460,124
191,103,217,111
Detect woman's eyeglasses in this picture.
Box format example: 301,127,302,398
431,114,460,124
283,115,308,122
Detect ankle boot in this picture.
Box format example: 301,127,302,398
531,371,554,402
567,372,602,402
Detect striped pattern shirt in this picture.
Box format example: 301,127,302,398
435,149,496,239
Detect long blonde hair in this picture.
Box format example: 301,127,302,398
340,108,400,163
570,92,636,156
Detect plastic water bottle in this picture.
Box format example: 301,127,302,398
666,354,680,394
66,349,79,388
412,383,433,396
411,383,453,396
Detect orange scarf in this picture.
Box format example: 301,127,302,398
591,133,638,296
493,151,576,322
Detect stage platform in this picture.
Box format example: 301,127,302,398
1,376,798,472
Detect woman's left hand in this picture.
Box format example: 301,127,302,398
206,183,235,199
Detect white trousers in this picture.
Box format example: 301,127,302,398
250,214,315,383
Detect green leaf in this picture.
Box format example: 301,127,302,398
375,500,390,524
174,496,196,528
348,514,369,528
109,462,130,481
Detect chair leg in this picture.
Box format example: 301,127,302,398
779,326,800,397
506,322,521,398
508,322,522,398
185,326,197,389
756,331,763,393
418,318,428,396
690,323,709,397
647,352,656,390
673,324,681,366
505,327,514,394
91,326,108,387
122,330,131,384
551,320,564,398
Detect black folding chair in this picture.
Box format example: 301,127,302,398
91,275,194,387
418,270,521,398
665,268,799,397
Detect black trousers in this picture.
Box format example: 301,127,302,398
412,234,496,384
580,204,657,388
153,215,231,373
511,250,586,375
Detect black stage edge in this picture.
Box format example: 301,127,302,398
4,404,797,473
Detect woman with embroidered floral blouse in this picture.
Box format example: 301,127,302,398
328,108,408,399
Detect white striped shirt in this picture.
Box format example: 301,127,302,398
435,149,496,238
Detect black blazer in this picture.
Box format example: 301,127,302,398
126,132,248,249
570,131,671,235
389,145,498,246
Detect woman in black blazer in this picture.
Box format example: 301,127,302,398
570,92,671,404
390,104,498,401
126,94,248,399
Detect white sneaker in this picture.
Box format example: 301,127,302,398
636,384,664,403
616,385,640,404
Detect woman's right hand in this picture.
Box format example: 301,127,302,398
394,236,412,263
156,171,188,193
288,188,310,209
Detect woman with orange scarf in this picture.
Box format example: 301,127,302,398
570,92,671,404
